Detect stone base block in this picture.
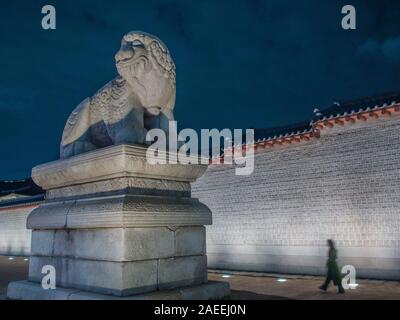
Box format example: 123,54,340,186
27,195,211,230
31,227,205,261
28,255,207,296
7,280,230,300
21,145,216,299
158,256,208,290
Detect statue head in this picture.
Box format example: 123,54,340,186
115,31,176,115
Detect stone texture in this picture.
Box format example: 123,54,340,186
27,254,211,296
7,280,230,300
7,281,79,300
31,230,55,256
31,227,209,261
33,144,207,191
46,177,191,200
28,256,69,287
32,228,175,261
27,195,211,230
158,255,208,290
175,226,206,256
121,228,175,261
27,200,74,230
68,258,158,296
28,256,158,296
53,230,71,257
192,114,400,279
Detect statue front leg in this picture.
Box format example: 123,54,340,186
60,139,97,159
113,107,148,145
145,109,174,133
159,109,175,133
145,109,180,148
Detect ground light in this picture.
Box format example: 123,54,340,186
24,258,29,261
277,278,287,283
221,275,231,278
349,283,359,289
8,257,14,260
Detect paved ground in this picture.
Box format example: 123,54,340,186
1,256,400,300
0,256,29,299
209,271,400,300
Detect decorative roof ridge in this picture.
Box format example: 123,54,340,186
210,99,400,165
313,100,399,122
313,103,400,131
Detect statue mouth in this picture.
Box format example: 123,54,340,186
116,57,134,66
146,106,162,116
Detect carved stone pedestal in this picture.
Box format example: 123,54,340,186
7,145,230,300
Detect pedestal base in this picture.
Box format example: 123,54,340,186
7,280,230,300
19,145,222,299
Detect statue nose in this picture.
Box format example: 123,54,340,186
115,47,134,62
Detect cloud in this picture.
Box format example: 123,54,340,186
358,36,400,63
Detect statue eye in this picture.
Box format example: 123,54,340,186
131,40,145,50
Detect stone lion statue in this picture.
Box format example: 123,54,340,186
60,31,176,159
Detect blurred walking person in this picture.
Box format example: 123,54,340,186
319,239,345,294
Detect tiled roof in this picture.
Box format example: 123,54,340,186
254,121,312,143
0,178,43,197
316,91,400,120
255,91,400,141
213,91,400,163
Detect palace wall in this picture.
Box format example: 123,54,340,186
192,114,400,279
0,205,35,256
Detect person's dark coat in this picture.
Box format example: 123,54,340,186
326,247,342,285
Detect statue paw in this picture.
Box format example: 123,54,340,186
61,141,96,159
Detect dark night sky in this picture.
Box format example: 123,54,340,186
1,0,400,179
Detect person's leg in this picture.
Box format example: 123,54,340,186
319,276,331,291
337,282,345,294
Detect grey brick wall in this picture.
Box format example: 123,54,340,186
192,115,400,279
0,207,33,256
